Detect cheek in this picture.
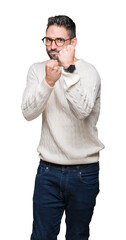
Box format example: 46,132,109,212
65,42,70,46
46,46,51,52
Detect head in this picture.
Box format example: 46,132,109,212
43,15,77,60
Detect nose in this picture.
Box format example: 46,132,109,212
51,40,57,49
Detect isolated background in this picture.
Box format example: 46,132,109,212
0,0,126,239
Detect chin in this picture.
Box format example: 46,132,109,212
50,54,59,61
47,52,59,61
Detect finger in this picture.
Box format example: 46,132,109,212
60,48,66,54
53,66,60,71
53,60,59,67
53,67,61,75
47,60,58,68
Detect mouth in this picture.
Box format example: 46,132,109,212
50,51,59,55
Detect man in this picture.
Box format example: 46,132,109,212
21,15,104,240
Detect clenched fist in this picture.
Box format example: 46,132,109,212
58,45,75,69
45,60,61,87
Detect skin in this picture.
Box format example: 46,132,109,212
45,25,78,87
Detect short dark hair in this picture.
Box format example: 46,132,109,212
46,15,76,39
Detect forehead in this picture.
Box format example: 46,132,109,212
46,25,69,38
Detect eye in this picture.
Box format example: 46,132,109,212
56,38,64,43
46,38,52,43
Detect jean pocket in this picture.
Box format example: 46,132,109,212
37,163,49,176
79,169,99,185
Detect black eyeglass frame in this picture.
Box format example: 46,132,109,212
42,37,73,47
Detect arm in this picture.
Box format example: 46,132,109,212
58,45,101,120
21,63,54,121
62,67,101,120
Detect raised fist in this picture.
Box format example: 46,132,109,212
45,60,61,87
58,45,75,69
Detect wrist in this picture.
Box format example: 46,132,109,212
63,62,75,69
45,77,55,87
64,64,76,73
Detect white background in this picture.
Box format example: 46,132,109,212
0,0,126,239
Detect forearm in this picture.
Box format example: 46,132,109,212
21,78,54,121
21,64,54,121
62,69,100,120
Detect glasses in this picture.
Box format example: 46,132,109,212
42,37,72,47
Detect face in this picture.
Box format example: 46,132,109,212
46,25,76,60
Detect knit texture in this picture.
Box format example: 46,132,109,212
21,59,104,165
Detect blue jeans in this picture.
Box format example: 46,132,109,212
31,160,99,240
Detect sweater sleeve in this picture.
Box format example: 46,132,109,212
21,63,54,121
62,67,101,120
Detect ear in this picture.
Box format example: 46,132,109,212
71,38,77,47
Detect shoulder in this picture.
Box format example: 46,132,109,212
28,60,48,73
27,60,48,80
76,59,100,76
76,59,101,85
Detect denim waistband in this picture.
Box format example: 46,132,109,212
40,159,99,172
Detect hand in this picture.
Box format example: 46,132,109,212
45,60,62,87
58,45,75,69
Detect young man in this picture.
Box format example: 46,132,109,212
21,15,104,240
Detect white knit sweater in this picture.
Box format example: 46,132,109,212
21,59,104,165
